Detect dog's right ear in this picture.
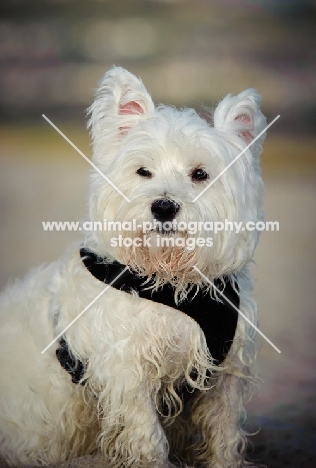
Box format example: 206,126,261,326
88,67,154,146
213,89,267,157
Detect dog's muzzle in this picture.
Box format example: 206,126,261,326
151,199,180,223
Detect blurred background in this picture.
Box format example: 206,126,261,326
0,0,315,467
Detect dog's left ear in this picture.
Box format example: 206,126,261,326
88,67,155,145
213,89,267,153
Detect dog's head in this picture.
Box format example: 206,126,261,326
86,67,266,288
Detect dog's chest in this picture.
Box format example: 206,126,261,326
55,252,239,389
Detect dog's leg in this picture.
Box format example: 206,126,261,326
97,377,169,468
167,371,251,468
189,372,249,468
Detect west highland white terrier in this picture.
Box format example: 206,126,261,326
0,67,267,467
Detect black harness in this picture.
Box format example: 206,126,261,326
56,248,239,385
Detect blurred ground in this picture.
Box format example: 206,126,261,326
0,126,316,467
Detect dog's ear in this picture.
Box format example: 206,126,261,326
213,89,267,152
88,67,154,142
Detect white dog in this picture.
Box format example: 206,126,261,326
0,67,267,467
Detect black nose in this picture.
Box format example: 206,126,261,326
151,199,180,222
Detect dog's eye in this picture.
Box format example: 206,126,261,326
136,167,152,178
191,168,209,182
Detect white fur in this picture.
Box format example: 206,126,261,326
0,67,267,467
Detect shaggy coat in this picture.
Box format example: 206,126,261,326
0,67,266,468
